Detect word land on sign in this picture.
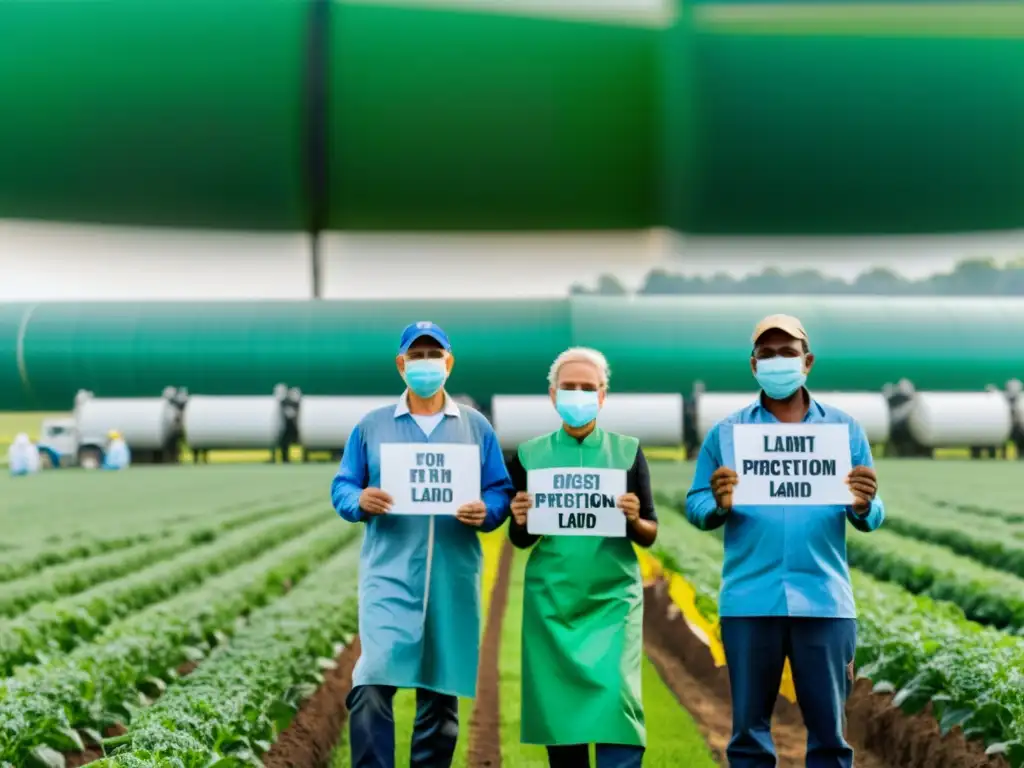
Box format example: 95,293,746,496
526,468,627,537
380,443,481,515
730,423,855,506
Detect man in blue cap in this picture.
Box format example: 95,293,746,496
686,314,884,768
331,321,514,768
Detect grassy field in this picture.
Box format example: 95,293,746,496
0,460,1021,766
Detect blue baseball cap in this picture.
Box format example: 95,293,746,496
398,321,451,354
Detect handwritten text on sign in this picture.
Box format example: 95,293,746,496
730,424,854,506
526,468,627,537
379,443,481,515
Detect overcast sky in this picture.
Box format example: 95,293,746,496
1,221,1022,301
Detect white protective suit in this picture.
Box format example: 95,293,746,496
7,433,40,476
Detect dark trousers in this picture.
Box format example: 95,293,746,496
347,684,459,768
547,744,645,768
721,617,857,768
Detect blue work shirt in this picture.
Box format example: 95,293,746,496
331,391,514,698
686,392,884,618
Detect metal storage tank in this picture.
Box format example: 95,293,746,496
75,395,178,450
907,392,1013,448
695,393,754,442
299,396,396,451
812,392,891,444
492,393,684,451
570,295,1024,395
7,296,1024,411
0,304,31,411
184,396,285,450
11,299,570,410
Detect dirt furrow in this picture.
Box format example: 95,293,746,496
467,537,515,768
644,579,1006,768
263,636,362,768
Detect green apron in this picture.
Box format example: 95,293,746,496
518,427,646,747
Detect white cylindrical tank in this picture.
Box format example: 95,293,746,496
184,396,284,450
696,391,892,444
695,393,756,442
908,391,1013,447
299,396,397,450
492,393,684,451
75,397,177,449
813,392,891,444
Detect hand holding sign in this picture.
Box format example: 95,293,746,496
456,500,487,527
618,493,640,523
729,424,854,506
710,467,739,513
846,466,877,514
511,491,532,526
359,488,393,516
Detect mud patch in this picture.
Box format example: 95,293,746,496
467,537,515,768
846,678,1010,768
644,580,1007,768
65,723,127,768
263,636,361,768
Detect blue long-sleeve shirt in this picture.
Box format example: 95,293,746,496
686,393,884,618
329,392,513,698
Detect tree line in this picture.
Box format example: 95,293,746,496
571,257,1024,296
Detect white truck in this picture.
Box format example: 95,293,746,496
37,388,187,469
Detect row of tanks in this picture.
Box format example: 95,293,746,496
33,380,1024,467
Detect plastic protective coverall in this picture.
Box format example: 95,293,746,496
7,433,40,476
103,438,131,470
330,396,513,698
518,427,646,747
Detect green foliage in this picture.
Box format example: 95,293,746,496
572,257,1024,296
0,509,327,676
0,501,310,617
92,547,361,767
654,503,1024,765
846,530,1024,632
0,520,357,765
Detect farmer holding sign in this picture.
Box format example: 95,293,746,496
507,347,657,768
330,321,514,768
686,314,885,768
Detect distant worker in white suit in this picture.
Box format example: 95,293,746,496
103,430,131,470
7,433,40,476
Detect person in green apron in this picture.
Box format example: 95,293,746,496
507,346,658,768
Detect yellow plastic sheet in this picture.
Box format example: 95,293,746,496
636,547,796,703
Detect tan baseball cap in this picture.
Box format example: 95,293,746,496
752,314,809,344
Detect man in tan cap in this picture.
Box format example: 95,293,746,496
684,313,884,768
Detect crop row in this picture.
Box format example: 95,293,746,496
0,500,314,618
92,544,361,766
0,507,328,676
846,530,1024,633
880,514,1024,579
0,517,356,765
0,494,318,585
653,504,1023,765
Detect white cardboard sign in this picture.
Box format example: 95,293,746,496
730,423,855,506
526,468,627,537
380,443,481,515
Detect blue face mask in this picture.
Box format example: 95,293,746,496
404,358,448,398
556,389,600,428
754,356,807,400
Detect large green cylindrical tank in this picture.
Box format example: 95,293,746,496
330,4,659,230
0,0,308,229
2,0,1022,234
672,1,1024,234
0,305,32,412
10,300,571,410
570,296,1024,392
3,297,1023,412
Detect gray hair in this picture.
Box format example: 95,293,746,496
547,347,610,389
